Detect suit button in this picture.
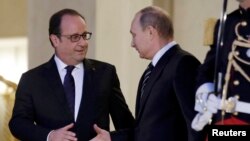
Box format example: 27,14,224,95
233,80,239,86
235,51,240,56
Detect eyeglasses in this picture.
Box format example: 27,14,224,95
59,32,92,42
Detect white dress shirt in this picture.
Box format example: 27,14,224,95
54,55,84,121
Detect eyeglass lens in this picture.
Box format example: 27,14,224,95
70,32,92,42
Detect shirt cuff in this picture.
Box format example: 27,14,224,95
46,130,54,141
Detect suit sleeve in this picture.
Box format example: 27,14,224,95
9,73,50,141
174,55,206,141
109,66,135,141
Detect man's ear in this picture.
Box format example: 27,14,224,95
49,34,59,47
146,25,157,40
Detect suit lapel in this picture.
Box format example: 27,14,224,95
136,45,180,121
43,57,99,123
76,59,97,123
44,57,73,118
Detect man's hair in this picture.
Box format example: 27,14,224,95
139,6,173,39
49,8,85,36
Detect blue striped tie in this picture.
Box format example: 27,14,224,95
141,63,154,98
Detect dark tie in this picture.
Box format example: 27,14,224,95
63,66,75,115
140,63,154,99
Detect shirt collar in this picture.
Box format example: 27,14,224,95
54,55,83,72
151,41,177,66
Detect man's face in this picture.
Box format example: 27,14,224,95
51,15,89,65
130,13,152,59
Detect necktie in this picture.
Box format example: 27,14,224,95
63,66,75,115
140,63,154,98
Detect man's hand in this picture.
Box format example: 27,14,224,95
48,123,77,141
90,124,111,141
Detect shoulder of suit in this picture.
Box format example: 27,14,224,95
173,47,199,63
84,58,115,69
228,8,241,17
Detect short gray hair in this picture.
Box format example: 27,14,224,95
138,6,173,39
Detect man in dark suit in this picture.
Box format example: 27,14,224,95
9,8,134,141
91,6,205,141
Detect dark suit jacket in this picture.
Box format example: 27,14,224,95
134,45,204,141
9,56,134,141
